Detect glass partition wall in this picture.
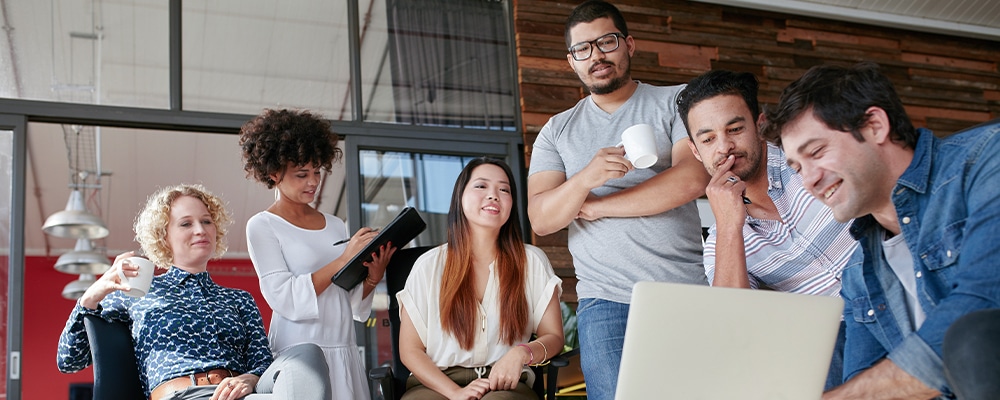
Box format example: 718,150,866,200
359,151,496,245
0,1,521,398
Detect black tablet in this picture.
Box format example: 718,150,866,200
331,207,427,290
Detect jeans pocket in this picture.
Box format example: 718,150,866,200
575,297,598,315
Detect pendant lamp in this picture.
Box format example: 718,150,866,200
42,189,109,239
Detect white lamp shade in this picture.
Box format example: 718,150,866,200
54,239,111,275
42,190,109,239
62,274,97,300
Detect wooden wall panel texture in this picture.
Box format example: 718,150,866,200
515,0,1000,303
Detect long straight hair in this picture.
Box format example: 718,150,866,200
439,157,528,350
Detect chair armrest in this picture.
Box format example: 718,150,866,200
543,347,580,400
548,347,579,368
369,365,395,400
369,365,393,381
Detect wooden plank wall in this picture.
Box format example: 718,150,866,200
515,0,1000,303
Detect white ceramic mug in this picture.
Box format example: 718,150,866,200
117,256,154,297
619,124,659,169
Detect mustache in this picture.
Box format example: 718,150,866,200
713,152,747,169
589,60,615,74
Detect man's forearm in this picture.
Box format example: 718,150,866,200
824,359,940,400
528,176,591,236
710,225,751,288
587,160,707,218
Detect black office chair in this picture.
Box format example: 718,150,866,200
368,246,575,400
369,246,435,400
82,314,145,400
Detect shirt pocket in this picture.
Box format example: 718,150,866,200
851,296,877,324
918,220,963,275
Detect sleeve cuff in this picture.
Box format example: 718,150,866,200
349,283,374,322
887,332,951,395
75,301,102,315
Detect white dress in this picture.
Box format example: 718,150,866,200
246,211,372,400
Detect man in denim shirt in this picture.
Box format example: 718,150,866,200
762,61,1000,399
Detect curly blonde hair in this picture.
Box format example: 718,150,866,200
133,184,231,269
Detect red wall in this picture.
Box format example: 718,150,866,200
21,256,272,400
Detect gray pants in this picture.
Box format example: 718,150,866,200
163,343,331,400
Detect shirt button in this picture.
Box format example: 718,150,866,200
916,271,923,278
867,309,875,316
946,250,952,258
902,216,911,224
878,304,887,311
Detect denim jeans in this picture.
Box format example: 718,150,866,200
576,298,629,400
943,309,1000,400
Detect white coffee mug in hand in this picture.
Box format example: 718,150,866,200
619,124,659,169
117,257,155,297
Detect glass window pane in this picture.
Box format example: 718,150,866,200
183,0,353,117
359,150,480,247
0,1,169,108
361,0,517,130
24,122,305,258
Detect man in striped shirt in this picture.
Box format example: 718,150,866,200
676,70,858,390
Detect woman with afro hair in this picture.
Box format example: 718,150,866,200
240,108,396,400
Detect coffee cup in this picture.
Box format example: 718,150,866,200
117,256,154,297
618,124,658,169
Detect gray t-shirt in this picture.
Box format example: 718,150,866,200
528,82,707,303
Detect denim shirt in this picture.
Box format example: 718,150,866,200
57,267,273,396
843,121,1000,397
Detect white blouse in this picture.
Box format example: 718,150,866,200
397,244,561,370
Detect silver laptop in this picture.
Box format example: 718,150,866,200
615,281,843,400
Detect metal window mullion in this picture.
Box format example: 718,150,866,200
347,0,363,122
2,113,28,400
169,0,182,111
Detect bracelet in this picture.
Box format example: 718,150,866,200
535,340,548,363
516,343,534,366
364,276,380,287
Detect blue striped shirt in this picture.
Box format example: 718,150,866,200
704,144,857,295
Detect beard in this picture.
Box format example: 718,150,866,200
588,74,629,95
582,57,632,95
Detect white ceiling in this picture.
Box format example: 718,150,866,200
8,0,999,265
4,0,364,261
694,0,1000,41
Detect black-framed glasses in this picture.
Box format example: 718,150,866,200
568,33,624,61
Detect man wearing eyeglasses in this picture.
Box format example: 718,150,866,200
526,2,710,399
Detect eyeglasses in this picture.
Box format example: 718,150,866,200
568,33,624,61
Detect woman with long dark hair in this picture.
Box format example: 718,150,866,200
397,158,564,400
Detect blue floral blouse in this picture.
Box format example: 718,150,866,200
56,267,273,396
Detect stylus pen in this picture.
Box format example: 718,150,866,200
332,228,380,246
